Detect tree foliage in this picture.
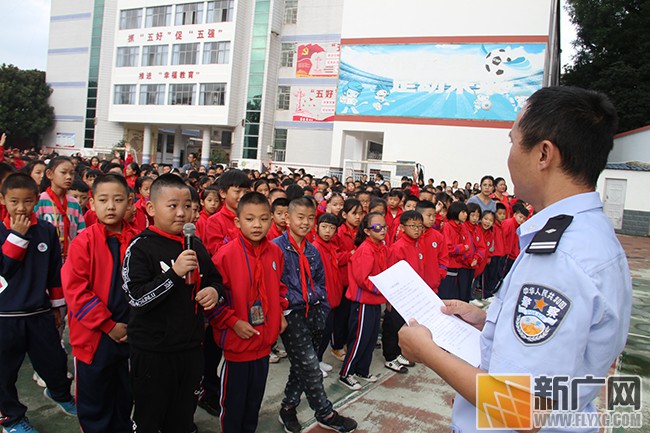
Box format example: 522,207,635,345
561,0,650,132
0,64,55,146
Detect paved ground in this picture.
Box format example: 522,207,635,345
7,234,650,433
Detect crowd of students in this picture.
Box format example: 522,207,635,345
0,145,533,433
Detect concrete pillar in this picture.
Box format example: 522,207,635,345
142,124,152,164
201,128,210,167
173,127,182,168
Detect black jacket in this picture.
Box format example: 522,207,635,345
122,228,223,353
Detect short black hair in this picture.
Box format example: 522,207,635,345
288,196,315,213
495,202,507,212
369,197,387,213
512,202,530,217
447,201,468,221
0,162,16,181
400,210,423,225
103,162,123,174
517,86,618,187
416,200,436,212
285,184,304,201
188,186,200,203
237,191,270,216
70,179,90,193
149,173,189,203
84,168,103,179
217,169,252,191
318,212,339,226
467,202,481,215
388,189,404,199
405,196,420,205
200,184,220,201
1,173,38,196
271,197,290,212
91,173,129,196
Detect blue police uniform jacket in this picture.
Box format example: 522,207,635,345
451,192,632,433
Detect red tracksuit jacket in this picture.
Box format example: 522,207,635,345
209,235,288,362
331,223,356,288
385,207,403,229
465,222,487,270
492,220,506,257
313,236,343,309
442,220,471,269
61,222,137,363
420,227,448,292
501,216,522,260
388,235,424,277
205,205,239,255
476,226,495,276
266,222,285,241
195,210,211,242
346,238,387,305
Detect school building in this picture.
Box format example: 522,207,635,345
45,0,561,184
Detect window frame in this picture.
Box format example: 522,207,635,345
141,44,169,67
202,41,231,64
169,83,196,105
145,5,172,27
119,8,143,30
206,0,234,23
280,43,295,67
139,84,166,105
175,2,204,25
277,86,291,110
172,43,200,65
116,46,139,67
113,84,137,105
199,83,227,106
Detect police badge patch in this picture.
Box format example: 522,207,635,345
513,284,571,345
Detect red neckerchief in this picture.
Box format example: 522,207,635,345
3,214,38,230
104,223,130,261
239,234,269,319
149,225,202,310
288,233,314,316
46,186,71,257
314,236,340,290
341,222,357,243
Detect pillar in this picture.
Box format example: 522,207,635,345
173,127,182,168
201,128,210,167
142,124,152,164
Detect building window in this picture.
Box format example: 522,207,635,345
274,129,287,161
119,8,142,30
172,43,199,65
203,41,230,64
116,47,139,67
175,2,204,25
145,5,172,27
141,44,168,66
139,84,166,105
114,85,136,104
169,84,196,105
200,83,226,105
280,43,295,67
284,0,297,24
206,0,234,23
277,86,290,110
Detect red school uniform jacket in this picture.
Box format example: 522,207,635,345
205,205,239,255
209,235,288,362
385,219,403,247
384,207,403,230
195,210,212,243
314,236,343,309
388,235,425,277
475,226,494,277
492,220,506,257
465,222,487,270
346,238,387,305
442,219,471,269
266,222,285,241
331,223,356,288
61,222,138,364
501,216,522,260
420,227,448,292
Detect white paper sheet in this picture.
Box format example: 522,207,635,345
369,260,481,367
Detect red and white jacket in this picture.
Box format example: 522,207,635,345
346,238,387,305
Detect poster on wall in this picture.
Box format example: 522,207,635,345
291,86,336,122
335,43,546,122
296,42,340,78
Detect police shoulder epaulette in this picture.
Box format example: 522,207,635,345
525,214,573,254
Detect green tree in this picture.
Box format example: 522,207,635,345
561,0,650,132
0,64,55,146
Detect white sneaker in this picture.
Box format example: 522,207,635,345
32,372,46,388
354,373,378,383
338,375,362,390
320,368,329,378
396,354,415,367
469,299,485,307
319,361,333,372
269,352,280,364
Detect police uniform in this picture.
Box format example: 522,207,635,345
450,192,632,432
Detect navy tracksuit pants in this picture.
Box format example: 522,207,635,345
202,325,222,401
0,312,72,427
219,357,269,433
75,334,131,433
340,302,381,378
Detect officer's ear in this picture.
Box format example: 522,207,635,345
537,139,559,171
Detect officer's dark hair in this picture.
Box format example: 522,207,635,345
400,210,423,225
149,173,189,203
288,196,315,214
237,191,270,216
271,197,290,212
1,173,38,196
447,201,468,221
318,212,339,227
517,86,618,188
467,202,482,216
217,169,252,191
512,202,530,217
416,199,436,212
91,173,129,196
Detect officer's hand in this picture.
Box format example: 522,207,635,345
441,299,487,331
233,320,259,339
398,319,437,363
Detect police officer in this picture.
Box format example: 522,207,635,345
399,86,632,433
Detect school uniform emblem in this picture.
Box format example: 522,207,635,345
272,261,277,271
432,242,438,248
513,284,571,345
418,253,423,260
37,242,48,252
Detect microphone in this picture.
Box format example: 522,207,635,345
183,223,196,284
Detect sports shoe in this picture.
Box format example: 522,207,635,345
319,361,333,372
385,359,408,373
273,346,288,358
269,352,280,363
43,389,77,416
278,406,302,433
197,394,220,416
320,368,329,378
483,296,495,305
338,375,362,391
318,410,357,432
3,417,39,433
396,354,415,367
469,299,485,307
31,372,46,388
354,373,378,383
331,348,346,362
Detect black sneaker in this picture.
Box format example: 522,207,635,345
318,410,357,432
278,406,302,433
197,394,220,417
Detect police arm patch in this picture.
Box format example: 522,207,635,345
513,284,571,345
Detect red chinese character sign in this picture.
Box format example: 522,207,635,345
296,43,340,78
291,87,336,122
